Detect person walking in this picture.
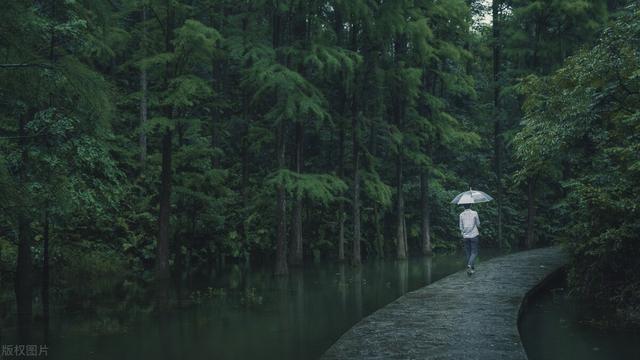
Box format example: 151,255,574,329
459,204,480,275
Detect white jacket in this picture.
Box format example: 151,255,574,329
459,209,480,239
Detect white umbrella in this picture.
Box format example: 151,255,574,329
451,188,494,205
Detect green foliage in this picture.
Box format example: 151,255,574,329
303,44,362,77
173,19,222,61
362,171,393,208
59,241,130,285
515,4,640,321
245,61,330,124
504,0,609,74
0,0,630,324
0,237,17,277
164,75,213,108
267,170,347,205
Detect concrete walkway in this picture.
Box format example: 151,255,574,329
322,247,566,360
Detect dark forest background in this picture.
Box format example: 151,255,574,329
1,0,639,330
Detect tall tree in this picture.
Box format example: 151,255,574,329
492,0,504,248
134,2,221,297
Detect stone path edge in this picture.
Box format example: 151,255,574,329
516,260,567,359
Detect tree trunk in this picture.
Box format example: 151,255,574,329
523,17,541,248
337,119,346,262
186,214,196,283
338,206,345,261
42,210,50,339
156,128,172,308
272,0,288,275
139,4,148,166
396,152,407,259
154,0,176,310
209,58,223,168
374,203,384,258
398,259,408,296
352,115,361,266
403,214,408,255
240,110,250,263
420,171,433,255
139,68,148,165
367,72,383,259
275,121,288,275
15,111,32,341
290,121,303,266
240,13,251,265
209,102,219,169
334,7,346,263
526,178,537,249
492,0,504,248
16,215,32,341
349,19,362,266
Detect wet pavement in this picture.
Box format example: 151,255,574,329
322,247,567,360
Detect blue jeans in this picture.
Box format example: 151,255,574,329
464,237,479,269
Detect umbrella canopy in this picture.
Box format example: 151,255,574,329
451,189,494,205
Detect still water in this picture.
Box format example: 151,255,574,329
3,251,503,360
519,274,640,360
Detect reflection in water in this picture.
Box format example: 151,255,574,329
353,266,363,320
274,274,291,356
292,270,305,357
338,263,347,314
520,274,640,360
17,300,31,345
1,250,508,360
157,313,173,360
397,260,408,297
422,256,432,285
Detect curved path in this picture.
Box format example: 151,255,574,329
322,246,566,360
